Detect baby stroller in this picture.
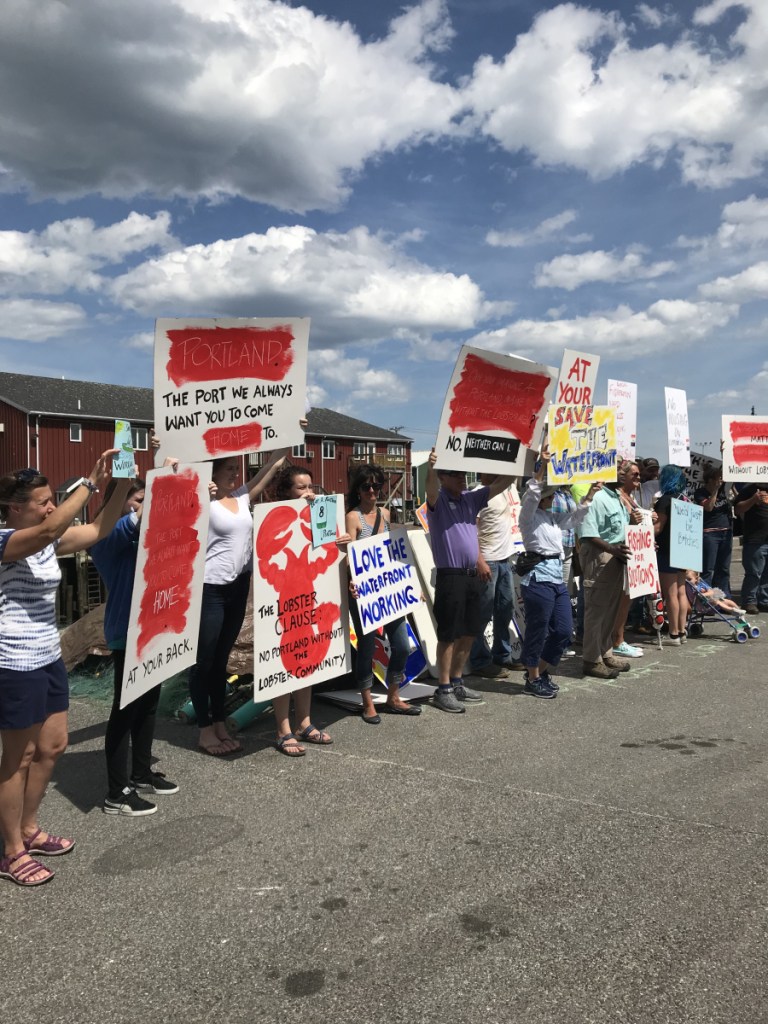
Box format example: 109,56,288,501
685,579,760,643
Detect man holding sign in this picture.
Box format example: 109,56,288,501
425,449,513,713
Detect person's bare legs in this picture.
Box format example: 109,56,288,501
450,636,474,680
674,574,689,635
273,693,304,753
436,640,455,685
0,723,51,883
21,711,70,846
660,572,681,636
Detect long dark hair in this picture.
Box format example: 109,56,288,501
0,468,49,517
95,478,145,518
346,463,385,512
272,463,313,502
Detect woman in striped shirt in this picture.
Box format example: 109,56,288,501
0,453,129,887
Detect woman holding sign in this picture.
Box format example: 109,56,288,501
191,448,289,757
653,465,691,645
345,464,418,725
0,451,128,886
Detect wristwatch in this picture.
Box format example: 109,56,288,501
65,477,98,496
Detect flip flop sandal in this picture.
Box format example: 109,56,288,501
0,851,55,887
298,724,333,745
23,828,75,857
276,732,306,757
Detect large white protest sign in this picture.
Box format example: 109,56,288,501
684,450,722,491
435,346,556,474
154,317,309,463
665,387,690,467
252,495,349,702
626,521,660,599
349,529,423,634
121,464,211,709
555,349,600,406
607,379,637,460
722,415,768,482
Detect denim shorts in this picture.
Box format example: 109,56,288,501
0,657,69,730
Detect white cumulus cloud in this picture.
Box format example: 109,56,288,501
0,299,88,341
535,249,676,289
486,209,581,248
699,261,768,302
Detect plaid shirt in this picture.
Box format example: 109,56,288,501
551,488,577,549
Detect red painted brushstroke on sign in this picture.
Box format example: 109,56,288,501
137,470,201,657
732,444,768,466
165,325,295,387
256,504,340,679
447,353,551,447
203,422,263,455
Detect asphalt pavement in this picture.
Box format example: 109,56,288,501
3,605,768,1024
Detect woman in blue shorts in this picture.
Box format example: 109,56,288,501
0,453,129,886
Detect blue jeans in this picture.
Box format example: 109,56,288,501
469,558,515,669
520,579,573,668
188,573,251,726
742,541,768,607
702,529,733,596
350,605,410,690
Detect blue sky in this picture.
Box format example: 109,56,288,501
1,0,767,457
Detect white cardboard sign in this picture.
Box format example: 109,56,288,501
121,464,211,709
607,379,637,460
555,349,600,406
153,316,309,463
665,387,690,467
626,521,660,599
434,346,556,474
251,495,349,702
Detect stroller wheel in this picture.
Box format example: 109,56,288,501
734,629,748,643
750,626,761,639
687,623,703,638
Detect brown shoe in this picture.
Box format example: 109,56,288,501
582,661,620,679
603,656,630,672
746,604,759,615
472,663,508,678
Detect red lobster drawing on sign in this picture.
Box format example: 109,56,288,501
255,503,341,677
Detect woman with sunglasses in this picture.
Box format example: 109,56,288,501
0,452,130,886
345,464,419,724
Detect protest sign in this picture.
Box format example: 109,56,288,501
435,346,556,474
349,528,423,634
626,521,660,598
670,498,703,571
112,420,135,478
547,405,617,485
505,484,525,552
348,616,426,686
414,502,430,532
683,450,722,491
310,495,338,548
153,317,309,463
252,495,349,701
121,464,211,709
607,379,637,460
555,349,600,406
665,387,690,467
722,416,768,482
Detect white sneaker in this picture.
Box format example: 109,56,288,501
613,641,644,658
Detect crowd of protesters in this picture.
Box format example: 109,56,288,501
1,435,766,887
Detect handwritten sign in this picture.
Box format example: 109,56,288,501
435,346,556,474
607,379,637,460
626,521,660,598
414,502,430,533
547,405,617,485
349,529,423,634
555,349,600,406
670,498,703,571
722,415,768,482
252,495,349,701
684,450,722,492
153,316,309,463
506,484,525,552
665,387,690,467
112,419,135,478
121,464,211,709
310,495,338,548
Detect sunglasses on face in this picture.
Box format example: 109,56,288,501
361,483,381,492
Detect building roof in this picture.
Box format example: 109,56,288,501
0,372,153,422
0,373,411,443
306,407,411,443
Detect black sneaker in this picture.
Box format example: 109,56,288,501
523,672,557,699
103,787,157,816
131,771,179,795
540,670,560,692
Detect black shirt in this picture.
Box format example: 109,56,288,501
694,485,731,531
738,484,768,544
